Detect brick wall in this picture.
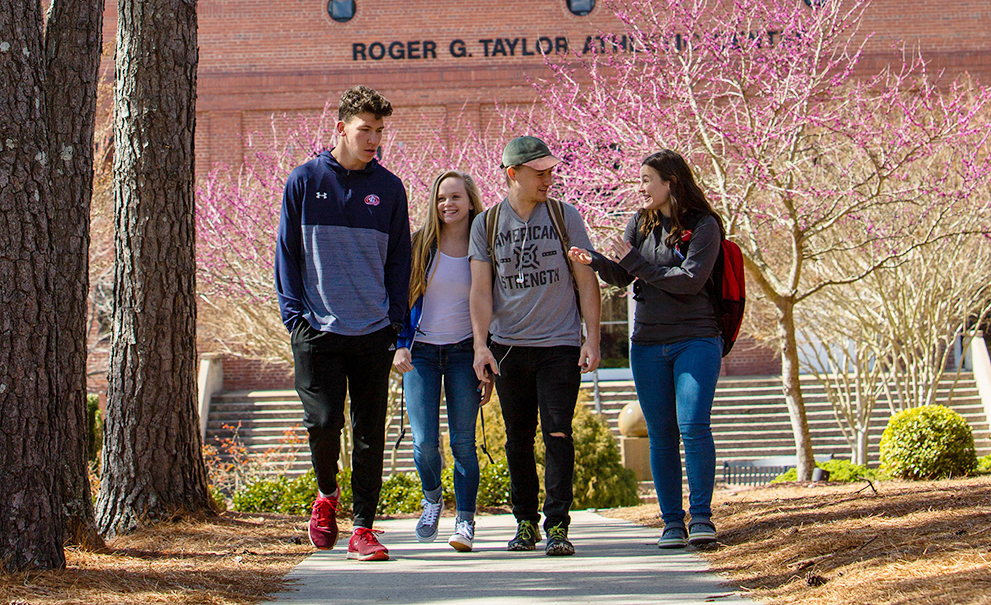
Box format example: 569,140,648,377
721,337,781,377
221,356,295,392
93,0,991,180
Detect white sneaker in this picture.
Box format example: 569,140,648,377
448,518,475,552
415,498,444,543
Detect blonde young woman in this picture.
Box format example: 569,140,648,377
394,171,489,551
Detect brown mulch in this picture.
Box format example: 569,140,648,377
0,511,324,605
2,481,989,604
605,475,991,605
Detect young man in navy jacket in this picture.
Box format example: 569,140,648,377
276,86,411,561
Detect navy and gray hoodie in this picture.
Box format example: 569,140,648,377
275,151,411,336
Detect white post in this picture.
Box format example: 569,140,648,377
197,353,224,442
969,332,991,430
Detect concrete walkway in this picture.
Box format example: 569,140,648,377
262,510,755,605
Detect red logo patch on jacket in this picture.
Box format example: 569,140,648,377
364,194,381,206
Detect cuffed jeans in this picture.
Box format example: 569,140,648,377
292,321,394,529
630,337,722,529
490,343,580,531
405,338,481,514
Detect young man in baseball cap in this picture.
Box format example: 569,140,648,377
468,136,601,556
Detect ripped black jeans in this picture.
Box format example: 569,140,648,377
489,343,581,531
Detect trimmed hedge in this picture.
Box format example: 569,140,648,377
879,405,977,480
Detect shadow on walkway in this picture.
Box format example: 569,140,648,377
263,510,756,605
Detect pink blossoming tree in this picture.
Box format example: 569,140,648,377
529,0,991,479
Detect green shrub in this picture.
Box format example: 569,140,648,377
377,471,423,514
771,459,888,483
473,393,639,509
439,391,638,511
86,394,102,462
879,405,978,480
210,487,228,512
232,468,352,516
476,457,511,507
232,476,291,514
439,457,512,509
976,454,991,475
571,404,640,508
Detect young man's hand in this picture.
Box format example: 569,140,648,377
578,341,600,374
393,348,413,373
473,347,499,384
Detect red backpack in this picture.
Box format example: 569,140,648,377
673,216,746,357
708,238,746,357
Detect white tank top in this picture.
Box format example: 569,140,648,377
417,251,473,345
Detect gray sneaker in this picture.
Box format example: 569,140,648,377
688,521,717,546
448,518,475,552
657,525,688,549
415,498,444,543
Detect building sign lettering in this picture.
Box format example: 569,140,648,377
351,30,784,61
352,35,629,61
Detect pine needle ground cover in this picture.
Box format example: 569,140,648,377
0,512,322,605
607,476,991,605
2,477,989,604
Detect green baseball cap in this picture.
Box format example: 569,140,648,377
500,136,561,170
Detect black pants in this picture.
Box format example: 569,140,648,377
292,321,394,529
490,343,580,531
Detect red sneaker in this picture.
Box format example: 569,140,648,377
308,496,339,550
347,527,389,561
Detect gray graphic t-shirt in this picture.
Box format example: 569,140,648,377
468,199,593,347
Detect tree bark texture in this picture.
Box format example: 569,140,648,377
778,299,817,481
97,0,211,538
0,0,67,571
44,0,107,551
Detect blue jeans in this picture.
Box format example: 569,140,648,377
630,337,722,529
404,338,481,514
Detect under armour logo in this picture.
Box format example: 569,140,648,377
315,192,327,199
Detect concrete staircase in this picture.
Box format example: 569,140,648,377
205,373,990,483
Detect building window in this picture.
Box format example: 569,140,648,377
567,0,594,16
328,0,356,22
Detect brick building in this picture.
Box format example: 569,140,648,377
88,0,991,393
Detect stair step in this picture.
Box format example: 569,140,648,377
207,372,989,481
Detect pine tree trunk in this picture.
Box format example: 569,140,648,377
0,0,67,572
96,0,212,538
44,0,107,551
778,299,817,481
